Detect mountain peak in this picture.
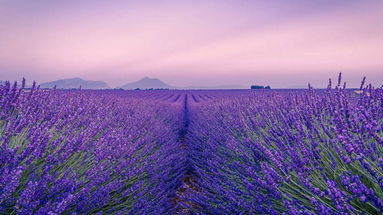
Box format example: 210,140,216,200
141,77,157,81
120,77,172,89
68,77,83,81
40,78,109,89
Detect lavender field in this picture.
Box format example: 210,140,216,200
0,77,382,215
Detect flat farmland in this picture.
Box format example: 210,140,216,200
0,80,382,214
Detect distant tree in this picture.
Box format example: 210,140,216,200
251,85,271,89
251,85,264,89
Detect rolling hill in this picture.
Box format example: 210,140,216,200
40,78,109,89
120,77,173,89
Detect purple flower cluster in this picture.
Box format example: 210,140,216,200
0,76,382,214
183,77,382,214
0,80,185,214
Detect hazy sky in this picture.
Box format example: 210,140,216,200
0,0,382,88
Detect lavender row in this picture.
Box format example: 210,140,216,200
0,80,186,214
185,78,383,214
1,76,382,214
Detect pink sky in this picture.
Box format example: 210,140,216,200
0,0,382,88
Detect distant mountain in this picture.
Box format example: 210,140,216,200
120,77,173,89
40,78,109,89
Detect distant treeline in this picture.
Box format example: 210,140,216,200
251,85,271,89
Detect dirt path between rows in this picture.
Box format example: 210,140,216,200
172,94,201,214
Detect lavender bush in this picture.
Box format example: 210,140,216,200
186,76,383,214
0,75,382,214
0,80,184,214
